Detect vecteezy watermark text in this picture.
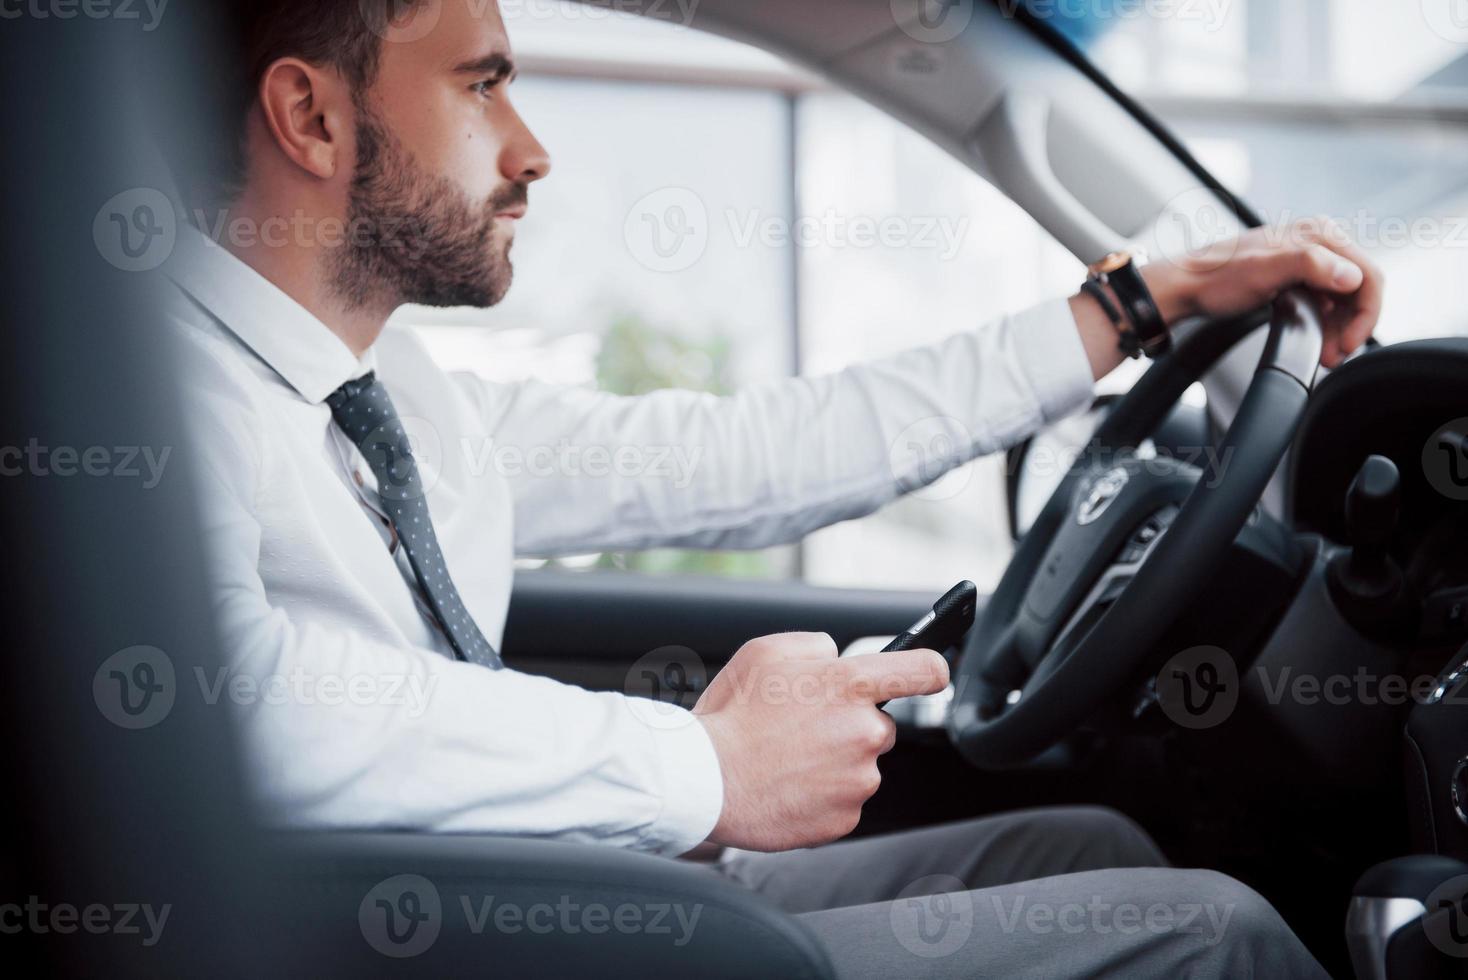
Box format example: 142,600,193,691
887,873,1235,959
92,192,436,274
624,187,971,273
0,0,169,31
461,438,704,490
93,646,442,730
358,874,702,958
0,440,170,489
896,0,1235,45
0,897,171,946
990,893,1235,945
1156,645,1468,730
499,0,701,28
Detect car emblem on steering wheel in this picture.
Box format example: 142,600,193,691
1077,466,1130,525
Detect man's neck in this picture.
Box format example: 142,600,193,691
209,194,394,359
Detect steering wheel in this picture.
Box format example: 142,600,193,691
948,290,1324,768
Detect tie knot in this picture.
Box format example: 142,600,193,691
327,371,406,454
327,371,422,502
327,371,380,413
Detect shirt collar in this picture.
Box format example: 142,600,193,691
164,225,375,404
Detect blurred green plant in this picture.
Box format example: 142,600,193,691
596,314,733,397
543,313,789,580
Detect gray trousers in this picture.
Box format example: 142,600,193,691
718,806,1329,979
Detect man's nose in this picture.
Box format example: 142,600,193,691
500,106,551,185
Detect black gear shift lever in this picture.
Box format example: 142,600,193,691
1327,455,1410,633
1347,854,1468,979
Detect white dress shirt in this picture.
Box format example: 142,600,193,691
162,226,1095,856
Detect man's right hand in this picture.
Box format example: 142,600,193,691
693,631,949,852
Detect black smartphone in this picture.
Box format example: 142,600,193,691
881,580,978,656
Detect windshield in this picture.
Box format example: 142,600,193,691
1042,0,1468,345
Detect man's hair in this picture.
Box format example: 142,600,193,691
208,0,421,203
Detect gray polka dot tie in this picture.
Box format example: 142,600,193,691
328,372,502,669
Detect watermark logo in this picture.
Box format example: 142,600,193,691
1156,645,1239,730
359,0,442,43
1149,188,1241,273
93,645,176,730
1421,0,1468,43
1423,418,1468,501
360,874,443,958
889,416,975,501
501,0,702,29
94,188,176,273
891,874,973,958
625,187,709,273
624,646,706,730
349,414,445,501
895,0,974,44
1423,874,1468,958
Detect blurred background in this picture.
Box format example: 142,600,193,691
397,0,1468,592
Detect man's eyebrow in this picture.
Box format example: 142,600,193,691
453,52,517,82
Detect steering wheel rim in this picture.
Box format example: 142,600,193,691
948,289,1324,769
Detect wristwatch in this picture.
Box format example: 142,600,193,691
1085,251,1170,359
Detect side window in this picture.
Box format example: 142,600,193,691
794,92,1089,592
401,3,1098,592
1078,0,1468,345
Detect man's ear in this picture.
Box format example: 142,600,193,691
256,58,353,182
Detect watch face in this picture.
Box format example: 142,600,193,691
1089,251,1131,277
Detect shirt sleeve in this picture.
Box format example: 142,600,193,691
473,298,1095,556
182,337,724,856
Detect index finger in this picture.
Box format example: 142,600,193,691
1304,220,1384,363
837,649,950,703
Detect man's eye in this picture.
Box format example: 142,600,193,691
471,80,497,98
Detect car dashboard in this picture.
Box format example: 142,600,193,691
1288,337,1468,860
1290,337,1468,650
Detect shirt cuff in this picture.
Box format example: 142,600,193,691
634,703,725,856
1010,296,1097,424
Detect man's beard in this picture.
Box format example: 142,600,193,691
330,104,526,311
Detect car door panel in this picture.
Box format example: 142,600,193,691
503,569,943,691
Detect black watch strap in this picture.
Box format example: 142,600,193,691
1079,279,1141,359
1089,252,1170,358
